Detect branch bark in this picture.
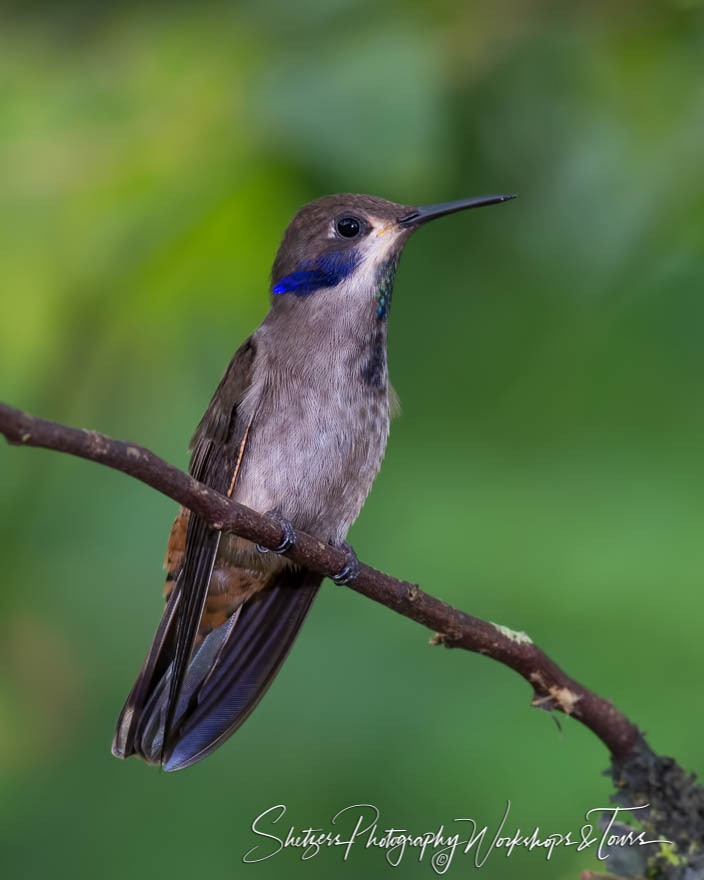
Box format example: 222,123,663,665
0,400,638,759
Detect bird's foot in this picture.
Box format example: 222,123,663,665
332,541,360,585
256,510,296,555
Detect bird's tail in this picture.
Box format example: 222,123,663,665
112,567,321,771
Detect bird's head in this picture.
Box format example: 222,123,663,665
270,192,515,321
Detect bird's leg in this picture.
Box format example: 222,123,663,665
332,541,360,585
256,509,296,555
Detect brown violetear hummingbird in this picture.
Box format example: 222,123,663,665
112,191,515,771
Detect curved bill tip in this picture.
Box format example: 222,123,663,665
398,193,517,228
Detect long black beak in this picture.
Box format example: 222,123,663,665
398,193,516,228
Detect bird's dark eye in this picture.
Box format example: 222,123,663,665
336,216,361,238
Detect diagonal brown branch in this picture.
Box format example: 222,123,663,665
0,400,638,760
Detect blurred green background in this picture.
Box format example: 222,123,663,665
2,1,704,877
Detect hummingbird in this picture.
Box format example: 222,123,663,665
112,191,515,771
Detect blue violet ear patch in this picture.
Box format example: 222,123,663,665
273,249,361,296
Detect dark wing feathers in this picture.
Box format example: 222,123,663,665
159,337,258,762
112,582,181,759
160,515,220,764
163,571,321,771
113,336,268,766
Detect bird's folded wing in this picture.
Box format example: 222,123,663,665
113,336,258,762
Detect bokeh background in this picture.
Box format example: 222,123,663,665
2,1,704,877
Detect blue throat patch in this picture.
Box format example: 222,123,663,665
273,249,360,297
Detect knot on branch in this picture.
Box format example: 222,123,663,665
530,672,581,715
429,632,460,648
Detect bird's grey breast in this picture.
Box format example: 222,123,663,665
232,296,391,545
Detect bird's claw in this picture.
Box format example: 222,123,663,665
257,510,296,555
332,542,360,585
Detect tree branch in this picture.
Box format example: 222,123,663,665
0,400,638,759
6,399,704,879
